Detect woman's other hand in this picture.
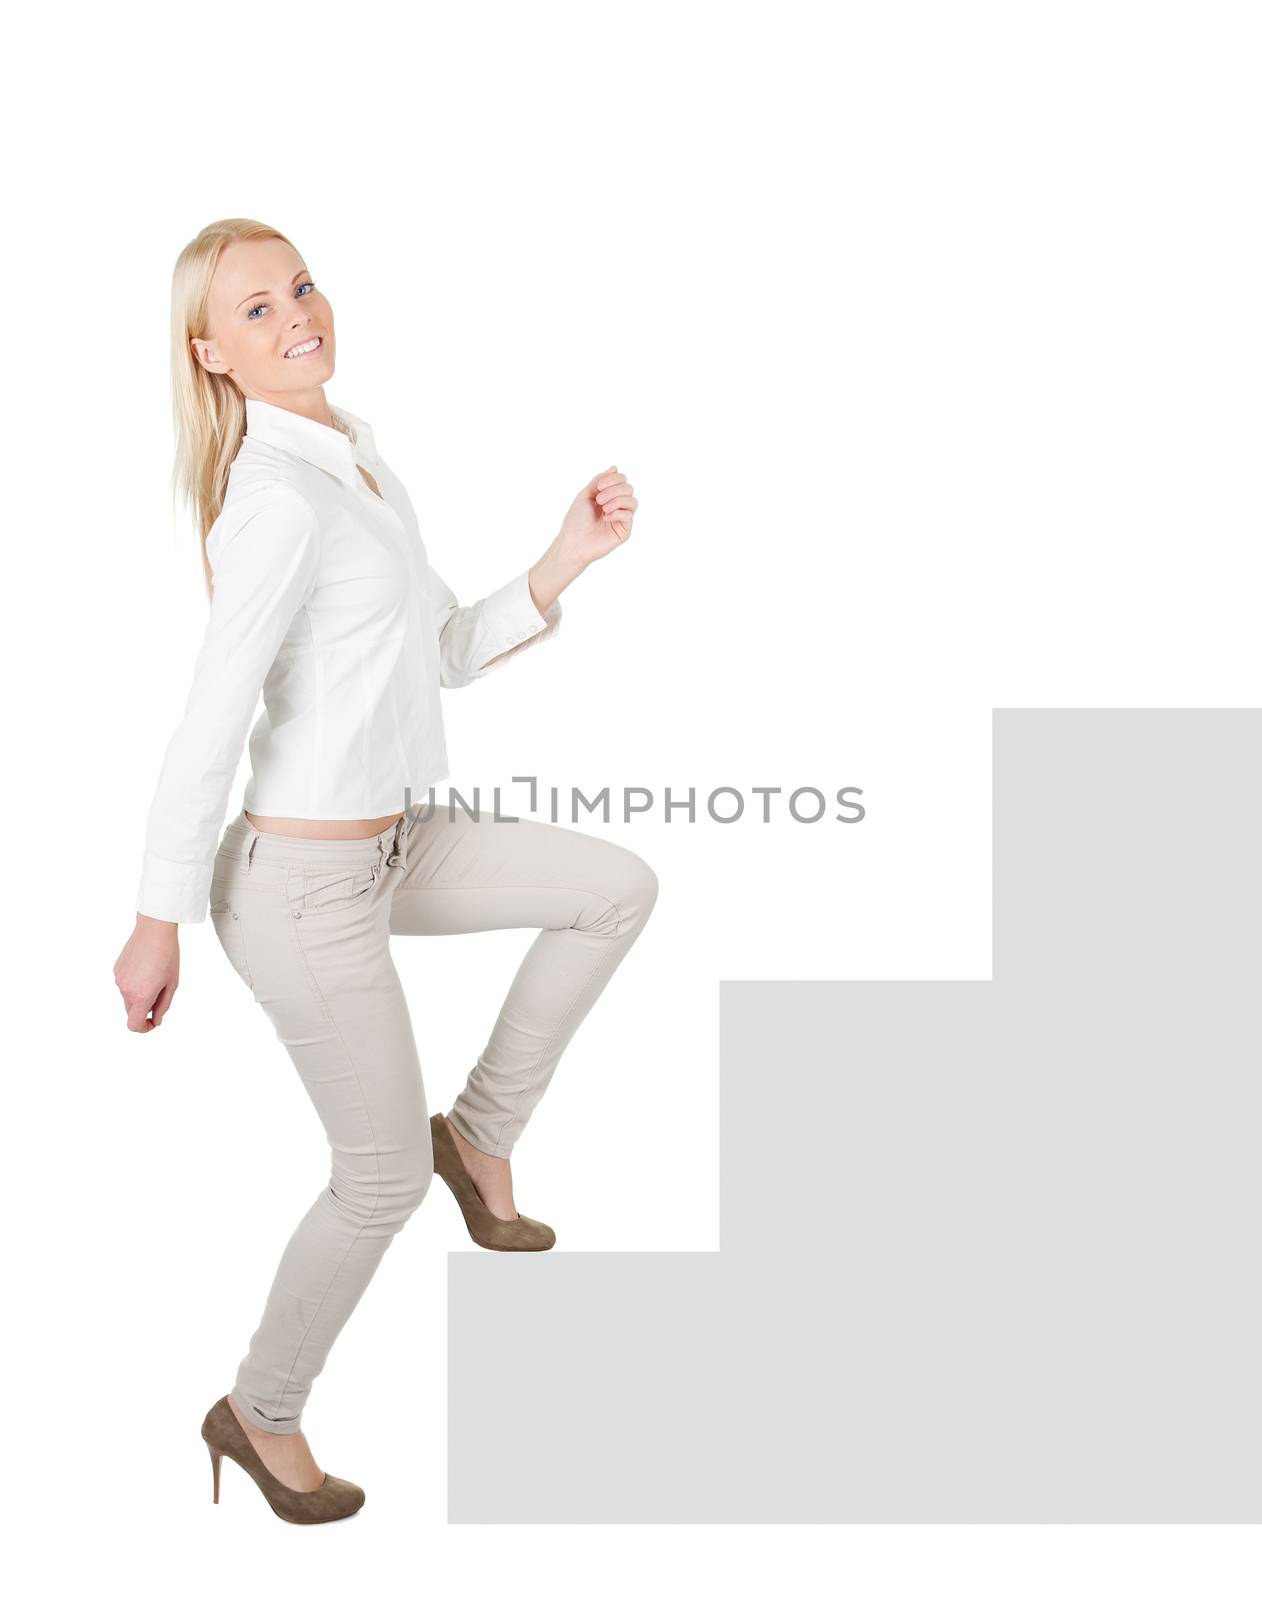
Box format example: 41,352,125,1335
114,917,181,1032
557,465,638,569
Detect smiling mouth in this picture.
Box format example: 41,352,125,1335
284,335,324,359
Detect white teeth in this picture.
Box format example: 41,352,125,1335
285,336,321,358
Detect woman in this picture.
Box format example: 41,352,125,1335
112,218,658,1524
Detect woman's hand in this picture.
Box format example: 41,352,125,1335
526,466,639,616
114,916,181,1032
555,465,638,571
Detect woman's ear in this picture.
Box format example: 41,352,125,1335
190,335,224,372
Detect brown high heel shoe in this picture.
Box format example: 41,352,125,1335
430,1112,556,1251
201,1396,366,1524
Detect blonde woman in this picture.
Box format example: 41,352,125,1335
112,219,658,1524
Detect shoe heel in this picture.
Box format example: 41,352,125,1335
207,1441,223,1504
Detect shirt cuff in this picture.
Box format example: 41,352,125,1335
475,569,562,673
137,855,212,924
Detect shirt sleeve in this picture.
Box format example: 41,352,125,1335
135,486,322,924
427,565,562,689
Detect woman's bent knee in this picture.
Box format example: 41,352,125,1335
606,851,659,936
626,853,659,920
329,1144,433,1231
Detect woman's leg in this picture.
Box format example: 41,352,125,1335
209,826,434,1439
386,803,659,1159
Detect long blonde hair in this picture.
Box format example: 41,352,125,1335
170,218,297,596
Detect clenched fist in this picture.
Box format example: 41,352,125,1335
555,465,638,570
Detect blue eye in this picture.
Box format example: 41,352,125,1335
247,281,316,319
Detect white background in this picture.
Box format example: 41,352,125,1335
3,0,1258,1593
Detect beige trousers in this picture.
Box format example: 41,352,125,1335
208,803,659,1434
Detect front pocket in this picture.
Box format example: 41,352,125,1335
209,898,254,991
298,864,380,913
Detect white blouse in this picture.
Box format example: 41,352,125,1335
136,397,561,924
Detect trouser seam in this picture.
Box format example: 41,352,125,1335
268,920,385,1420
487,899,626,1153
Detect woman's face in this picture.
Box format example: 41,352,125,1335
192,236,335,401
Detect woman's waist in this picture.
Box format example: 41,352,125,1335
218,808,409,870
243,808,404,841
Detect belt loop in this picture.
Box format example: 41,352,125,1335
246,832,259,870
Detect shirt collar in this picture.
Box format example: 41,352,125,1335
243,397,380,489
